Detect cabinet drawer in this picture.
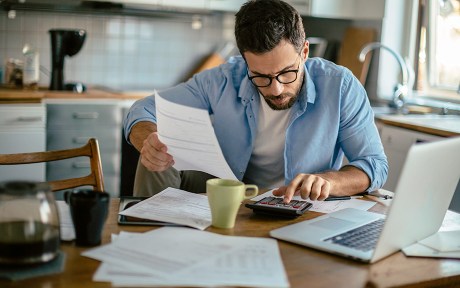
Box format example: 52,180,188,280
46,153,119,179
47,104,121,129
0,104,46,129
380,125,442,152
47,129,121,153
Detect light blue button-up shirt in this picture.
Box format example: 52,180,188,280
124,56,388,192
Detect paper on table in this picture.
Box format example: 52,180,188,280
251,189,375,213
402,243,460,259
417,230,460,252
118,187,212,230
56,200,75,241
155,91,237,180
402,210,460,259
86,227,289,288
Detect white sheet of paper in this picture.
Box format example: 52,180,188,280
417,230,460,252
440,210,460,232
118,187,212,230
402,242,460,259
251,189,375,213
56,200,75,241
155,91,237,180
86,227,289,288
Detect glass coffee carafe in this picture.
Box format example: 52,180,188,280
0,181,60,265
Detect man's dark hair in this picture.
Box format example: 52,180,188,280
235,0,306,55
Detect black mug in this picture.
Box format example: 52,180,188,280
65,189,110,246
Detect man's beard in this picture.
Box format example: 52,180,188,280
261,93,298,110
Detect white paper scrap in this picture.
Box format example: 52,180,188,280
56,200,75,241
418,230,460,252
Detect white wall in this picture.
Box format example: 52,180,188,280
377,0,417,99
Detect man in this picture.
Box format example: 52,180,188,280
124,0,388,203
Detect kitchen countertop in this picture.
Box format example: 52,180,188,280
375,113,460,137
0,86,153,103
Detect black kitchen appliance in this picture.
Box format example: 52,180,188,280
49,29,86,91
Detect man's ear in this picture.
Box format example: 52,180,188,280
302,41,309,60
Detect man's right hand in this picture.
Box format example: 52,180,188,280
128,121,174,172
140,132,174,172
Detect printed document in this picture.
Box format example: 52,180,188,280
155,91,237,180
118,187,212,230
83,227,290,288
251,189,375,213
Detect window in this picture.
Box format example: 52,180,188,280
416,0,460,98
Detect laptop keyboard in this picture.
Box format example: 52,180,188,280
324,218,385,252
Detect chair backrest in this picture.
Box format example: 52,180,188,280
0,138,104,192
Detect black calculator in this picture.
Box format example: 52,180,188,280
245,196,312,218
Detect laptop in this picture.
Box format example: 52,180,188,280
270,136,460,263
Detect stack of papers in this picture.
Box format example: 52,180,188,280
83,227,290,288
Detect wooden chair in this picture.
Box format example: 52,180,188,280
0,138,104,192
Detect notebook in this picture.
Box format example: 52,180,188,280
270,137,460,263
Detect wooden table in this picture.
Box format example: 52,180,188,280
2,198,460,288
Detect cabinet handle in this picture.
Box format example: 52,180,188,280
73,112,99,119
72,162,90,169
72,137,90,144
17,116,43,122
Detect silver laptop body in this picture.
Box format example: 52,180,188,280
270,137,460,263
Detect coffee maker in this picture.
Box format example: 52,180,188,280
49,29,86,91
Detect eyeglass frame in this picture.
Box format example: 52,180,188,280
246,54,302,88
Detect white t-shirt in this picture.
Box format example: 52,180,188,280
244,94,291,189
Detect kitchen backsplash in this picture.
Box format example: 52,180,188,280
0,10,232,91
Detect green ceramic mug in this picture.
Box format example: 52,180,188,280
206,179,258,229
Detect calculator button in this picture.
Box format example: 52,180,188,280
268,198,280,205
288,200,298,207
292,202,303,208
260,197,274,204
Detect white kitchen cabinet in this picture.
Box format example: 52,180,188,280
208,0,246,12
310,0,385,20
0,104,46,182
46,100,123,198
160,0,208,10
285,0,386,19
378,123,442,191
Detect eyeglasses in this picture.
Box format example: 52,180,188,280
247,55,302,88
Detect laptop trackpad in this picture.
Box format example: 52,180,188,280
311,217,355,230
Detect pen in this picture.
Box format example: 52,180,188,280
365,191,393,200
324,196,363,201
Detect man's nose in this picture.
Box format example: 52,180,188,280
266,79,284,95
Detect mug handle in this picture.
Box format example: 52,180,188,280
64,191,72,204
243,185,259,199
